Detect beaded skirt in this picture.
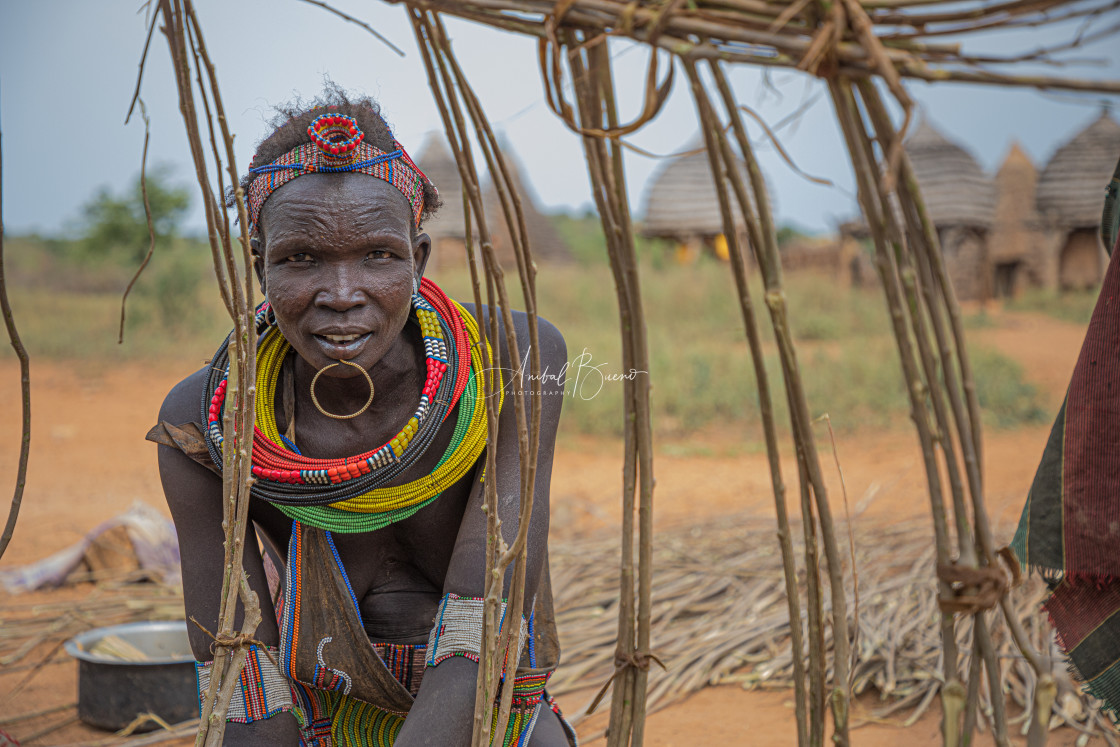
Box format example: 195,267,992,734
273,522,576,747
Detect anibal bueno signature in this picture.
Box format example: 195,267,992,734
482,346,647,401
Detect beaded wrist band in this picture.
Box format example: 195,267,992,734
196,645,294,724
426,594,527,671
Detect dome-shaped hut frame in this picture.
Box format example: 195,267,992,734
31,5,1120,747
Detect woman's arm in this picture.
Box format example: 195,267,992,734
157,368,301,746
394,311,567,747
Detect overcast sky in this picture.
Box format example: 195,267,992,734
2,0,1119,236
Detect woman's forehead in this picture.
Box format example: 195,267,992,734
260,173,413,243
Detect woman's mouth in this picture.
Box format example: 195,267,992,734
322,333,363,344
313,332,372,358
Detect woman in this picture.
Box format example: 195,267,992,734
154,91,574,746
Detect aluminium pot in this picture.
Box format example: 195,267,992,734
64,620,199,732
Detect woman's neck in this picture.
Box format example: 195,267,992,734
287,323,425,447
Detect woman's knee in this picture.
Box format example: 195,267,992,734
527,702,573,747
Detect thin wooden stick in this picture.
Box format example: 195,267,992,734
118,99,156,344
405,11,545,743
701,58,852,746
826,76,965,745
296,0,406,56
693,59,811,747
389,0,1120,93
19,714,79,744
141,3,259,743
0,703,73,727
425,15,543,736
0,97,32,564
554,30,658,745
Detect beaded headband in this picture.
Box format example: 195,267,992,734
246,113,433,230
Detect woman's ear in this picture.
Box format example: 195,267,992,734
412,231,432,284
251,236,267,297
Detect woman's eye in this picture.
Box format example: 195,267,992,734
367,249,392,260
284,252,312,263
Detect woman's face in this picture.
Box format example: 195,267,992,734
257,173,430,377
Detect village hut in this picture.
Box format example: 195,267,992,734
414,133,571,271
483,149,572,267
415,132,468,272
904,119,996,301
640,139,755,263
1034,110,1120,290
988,142,1040,297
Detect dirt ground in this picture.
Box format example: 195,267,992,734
0,306,1105,745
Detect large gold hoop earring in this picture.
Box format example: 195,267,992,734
310,359,375,420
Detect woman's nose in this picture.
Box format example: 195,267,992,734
314,266,367,312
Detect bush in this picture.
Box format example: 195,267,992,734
2,236,227,361
76,165,191,265
969,346,1049,428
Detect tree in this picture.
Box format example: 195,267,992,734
776,224,808,249
79,165,191,263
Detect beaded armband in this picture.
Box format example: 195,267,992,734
426,594,527,671
195,645,294,723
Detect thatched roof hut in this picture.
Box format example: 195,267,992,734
415,132,466,242
1036,110,1120,228
414,133,570,265
989,142,1038,263
640,139,755,239
904,119,995,229
484,150,571,263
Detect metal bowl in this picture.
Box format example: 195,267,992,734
65,620,199,731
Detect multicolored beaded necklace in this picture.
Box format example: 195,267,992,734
201,278,500,533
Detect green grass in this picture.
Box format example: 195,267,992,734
436,245,1047,437
3,229,1051,439
969,346,1049,428
1005,289,1098,325
2,235,229,362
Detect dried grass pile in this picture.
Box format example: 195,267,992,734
547,515,1119,744
1,514,1118,744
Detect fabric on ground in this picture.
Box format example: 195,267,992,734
0,501,180,593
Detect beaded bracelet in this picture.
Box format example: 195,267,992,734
426,594,527,671
196,645,294,724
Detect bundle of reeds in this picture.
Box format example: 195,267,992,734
548,515,1118,745
390,0,1120,95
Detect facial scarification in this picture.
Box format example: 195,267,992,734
259,173,429,382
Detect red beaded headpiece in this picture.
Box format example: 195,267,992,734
246,113,433,229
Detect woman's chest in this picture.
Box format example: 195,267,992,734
251,473,473,600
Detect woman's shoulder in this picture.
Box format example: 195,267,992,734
457,303,567,370
158,365,211,427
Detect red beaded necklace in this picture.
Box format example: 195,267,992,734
204,279,474,502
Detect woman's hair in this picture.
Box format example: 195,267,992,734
237,83,441,229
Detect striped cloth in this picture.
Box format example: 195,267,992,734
1012,154,1120,720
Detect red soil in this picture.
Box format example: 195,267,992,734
0,307,1106,745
